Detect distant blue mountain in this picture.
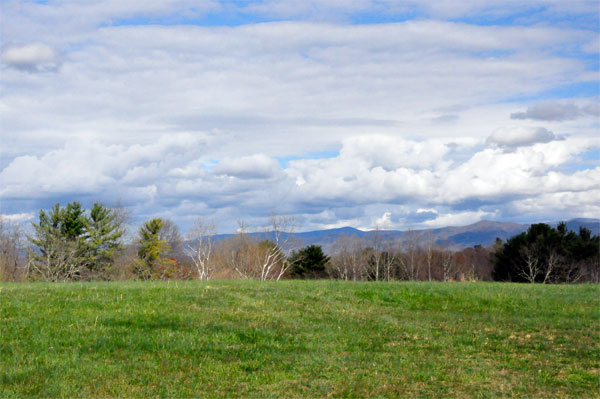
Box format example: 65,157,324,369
207,218,599,252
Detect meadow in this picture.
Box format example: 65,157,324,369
1,281,598,398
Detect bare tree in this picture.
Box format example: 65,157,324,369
398,230,421,280
257,239,288,281
580,256,599,284
422,230,435,281
257,215,298,281
227,216,298,281
460,245,493,281
226,221,255,279
366,227,398,281
517,246,541,284
368,227,383,281
185,218,217,281
542,250,561,284
28,238,85,281
441,249,455,282
112,243,139,280
552,252,584,284
384,244,399,281
160,219,184,258
0,217,26,281
329,235,367,281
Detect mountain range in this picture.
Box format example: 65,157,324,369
212,218,599,253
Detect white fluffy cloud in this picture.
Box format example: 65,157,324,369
287,135,599,209
0,134,206,199
374,212,393,228
0,213,35,224
420,210,498,228
0,131,597,232
0,1,598,232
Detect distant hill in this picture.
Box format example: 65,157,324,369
208,218,599,253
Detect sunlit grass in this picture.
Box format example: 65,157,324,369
1,281,598,398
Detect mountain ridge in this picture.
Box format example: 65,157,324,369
210,218,599,252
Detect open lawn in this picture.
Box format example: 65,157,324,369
1,281,598,398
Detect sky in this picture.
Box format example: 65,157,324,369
0,0,599,234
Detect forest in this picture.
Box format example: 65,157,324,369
1,202,598,283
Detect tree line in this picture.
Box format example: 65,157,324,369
0,202,598,283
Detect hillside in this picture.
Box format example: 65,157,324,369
1,281,597,398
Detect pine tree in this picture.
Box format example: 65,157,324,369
492,222,599,283
134,218,174,280
29,202,88,281
288,245,330,279
60,202,86,239
29,202,124,281
84,203,124,278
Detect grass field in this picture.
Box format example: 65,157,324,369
1,281,598,398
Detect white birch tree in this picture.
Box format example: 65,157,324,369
185,218,217,281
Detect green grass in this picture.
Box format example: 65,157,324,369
1,281,598,398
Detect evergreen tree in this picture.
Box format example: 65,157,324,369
60,202,86,239
84,203,124,277
134,218,174,280
29,202,124,281
29,202,88,281
288,245,330,279
492,222,599,283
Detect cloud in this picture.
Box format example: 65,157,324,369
214,154,282,179
486,126,561,148
0,1,219,42
420,210,498,228
1,133,597,232
510,102,599,121
0,213,35,224
430,114,459,124
288,134,598,208
374,212,392,228
240,0,598,25
0,134,206,200
508,189,600,221
0,20,592,157
582,36,600,53
1,43,60,72
0,1,597,232
340,135,450,170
